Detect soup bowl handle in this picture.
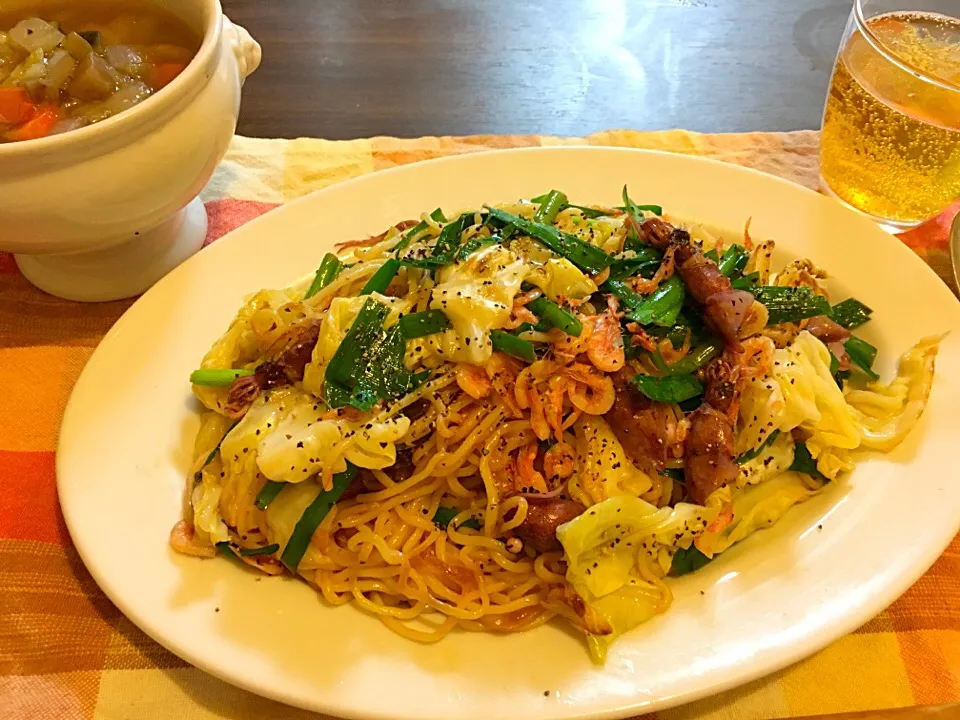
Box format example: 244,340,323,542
222,16,261,83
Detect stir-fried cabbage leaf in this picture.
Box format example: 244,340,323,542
732,432,796,495
738,331,861,468
697,471,821,556
426,245,527,364
526,258,597,302
557,495,712,662
843,335,941,451
257,394,410,481
191,475,229,544
739,332,941,477
263,479,328,570
572,416,654,504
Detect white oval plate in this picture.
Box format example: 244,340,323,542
59,147,960,720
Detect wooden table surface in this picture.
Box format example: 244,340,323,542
221,0,852,140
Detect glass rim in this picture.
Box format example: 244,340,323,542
853,0,960,94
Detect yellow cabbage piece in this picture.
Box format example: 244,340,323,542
572,416,653,504
738,331,861,471
525,258,597,302
557,495,711,662
218,387,301,532
581,585,666,663
187,412,235,545
843,335,941,451
256,394,411,482
191,475,228,544
263,478,327,570
509,236,553,264
696,471,821,556
738,332,940,479
731,432,796,494
426,245,527,364
558,215,623,254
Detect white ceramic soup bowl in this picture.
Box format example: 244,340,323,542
0,0,260,301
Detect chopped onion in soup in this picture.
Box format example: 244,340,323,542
9,18,63,53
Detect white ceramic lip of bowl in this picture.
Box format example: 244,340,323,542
0,0,220,163
57,147,960,720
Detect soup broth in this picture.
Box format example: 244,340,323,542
0,0,201,143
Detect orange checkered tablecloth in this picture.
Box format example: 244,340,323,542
1,130,958,720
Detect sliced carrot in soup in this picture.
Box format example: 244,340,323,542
147,62,187,90
0,87,37,125
5,105,60,142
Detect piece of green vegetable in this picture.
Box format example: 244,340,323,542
666,343,721,376
609,275,686,327
621,186,663,217
360,258,400,295
844,335,879,381
356,324,427,400
189,368,255,387
255,481,285,511
304,253,343,300
324,298,405,411
527,296,582,336
398,215,473,270
608,244,663,281
433,506,482,531
704,249,720,263
491,330,537,362
645,324,689,350
324,380,378,412
399,310,451,339
240,543,280,557
830,298,873,330
602,279,643,314
566,203,610,219
829,351,851,387
631,372,704,403
731,271,760,290
752,286,831,325
533,190,568,224
608,259,661,282
789,441,828,482
671,546,712,576
215,542,245,565
393,208,445,255
718,244,749,278
429,214,471,264
486,208,613,274
647,347,671,373
193,419,241,483
659,468,686,483
514,318,550,334
453,234,499,262
736,429,781,464
280,463,359,571
325,298,390,388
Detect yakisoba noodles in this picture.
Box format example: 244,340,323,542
172,188,940,661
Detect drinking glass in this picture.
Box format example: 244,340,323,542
819,0,960,230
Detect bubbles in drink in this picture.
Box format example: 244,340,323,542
820,12,960,226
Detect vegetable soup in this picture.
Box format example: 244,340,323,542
0,0,200,143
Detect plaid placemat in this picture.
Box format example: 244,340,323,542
1,130,957,720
